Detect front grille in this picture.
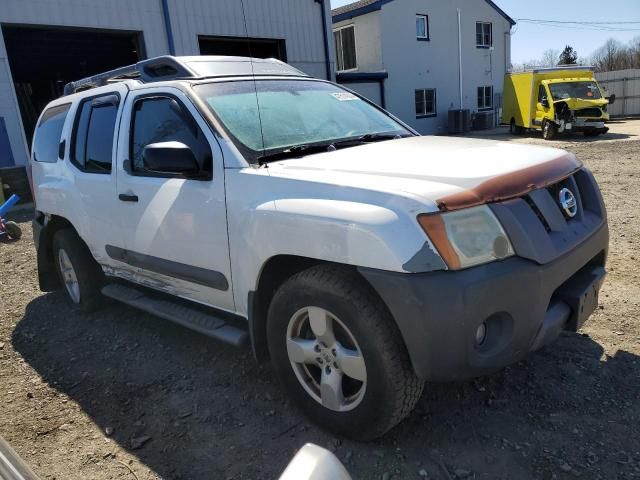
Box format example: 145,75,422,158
524,195,551,232
575,108,602,118
490,168,605,265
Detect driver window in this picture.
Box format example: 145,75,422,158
538,85,547,103
130,96,212,176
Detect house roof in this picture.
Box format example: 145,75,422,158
332,0,516,26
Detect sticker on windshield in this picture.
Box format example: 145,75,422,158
331,92,358,101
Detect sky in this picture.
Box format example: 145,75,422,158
329,0,640,64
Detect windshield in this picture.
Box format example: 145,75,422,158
194,79,411,163
548,81,602,101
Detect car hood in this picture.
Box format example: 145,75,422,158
553,97,608,109
266,136,582,211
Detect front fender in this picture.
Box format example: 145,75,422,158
225,168,445,316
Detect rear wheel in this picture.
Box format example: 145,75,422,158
53,229,104,311
542,120,557,140
267,265,423,440
510,118,524,135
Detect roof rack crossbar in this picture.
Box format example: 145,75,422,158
63,56,198,96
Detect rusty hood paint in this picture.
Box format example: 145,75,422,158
266,136,582,212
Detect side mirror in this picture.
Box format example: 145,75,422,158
142,141,199,174
606,94,616,105
541,98,550,108
279,444,352,480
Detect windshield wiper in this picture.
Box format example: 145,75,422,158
257,133,409,165
257,142,337,164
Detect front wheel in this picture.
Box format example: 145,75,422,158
267,265,423,440
542,120,558,140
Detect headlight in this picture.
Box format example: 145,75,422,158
417,205,514,270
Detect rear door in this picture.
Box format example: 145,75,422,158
32,84,128,267
113,86,234,311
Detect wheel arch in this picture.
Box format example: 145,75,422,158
35,213,77,291
248,255,400,365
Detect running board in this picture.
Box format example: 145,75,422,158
101,284,248,347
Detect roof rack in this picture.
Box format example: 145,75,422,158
514,65,595,74
62,55,309,96
63,56,196,96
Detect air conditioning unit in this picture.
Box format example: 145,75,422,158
472,110,495,130
448,109,471,134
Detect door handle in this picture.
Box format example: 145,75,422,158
118,193,139,202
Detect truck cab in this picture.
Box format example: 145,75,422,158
502,66,613,139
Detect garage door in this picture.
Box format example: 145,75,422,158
2,25,144,145
199,35,286,61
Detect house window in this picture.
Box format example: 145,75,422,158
333,25,357,72
477,86,493,110
476,22,492,47
415,89,436,117
416,15,429,40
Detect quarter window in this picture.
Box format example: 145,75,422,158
416,15,429,40
71,94,119,173
130,96,212,177
477,86,493,110
476,22,492,47
333,25,357,72
415,89,436,117
33,104,71,163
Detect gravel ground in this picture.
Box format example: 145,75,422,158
1,129,639,480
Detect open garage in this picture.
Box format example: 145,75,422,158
1,25,143,145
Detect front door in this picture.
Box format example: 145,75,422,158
534,83,551,128
113,86,234,311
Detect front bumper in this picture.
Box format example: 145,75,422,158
359,223,608,382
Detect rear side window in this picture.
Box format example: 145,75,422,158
130,96,212,176
71,94,119,173
33,104,71,163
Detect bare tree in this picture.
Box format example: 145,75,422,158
541,49,560,67
591,38,627,71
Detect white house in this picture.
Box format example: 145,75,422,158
332,0,515,134
0,0,334,169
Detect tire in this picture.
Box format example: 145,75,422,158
267,264,424,440
52,229,105,311
542,120,557,140
510,118,524,135
4,221,22,240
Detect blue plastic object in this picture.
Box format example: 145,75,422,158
0,194,20,217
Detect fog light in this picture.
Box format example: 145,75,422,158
475,322,487,345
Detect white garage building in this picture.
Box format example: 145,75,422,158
0,0,334,169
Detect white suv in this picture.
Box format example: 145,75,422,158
31,56,608,440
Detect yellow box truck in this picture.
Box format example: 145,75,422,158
501,66,614,140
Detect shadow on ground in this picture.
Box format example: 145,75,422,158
12,293,640,480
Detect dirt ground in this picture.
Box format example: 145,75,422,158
1,123,639,480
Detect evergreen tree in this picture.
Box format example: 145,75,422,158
558,45,578,65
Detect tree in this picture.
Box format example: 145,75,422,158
591,38,625,71
558,45,578,65
540,49,560,67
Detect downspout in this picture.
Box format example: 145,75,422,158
315,0,333,80
457,8,463,109
160,0,176,55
